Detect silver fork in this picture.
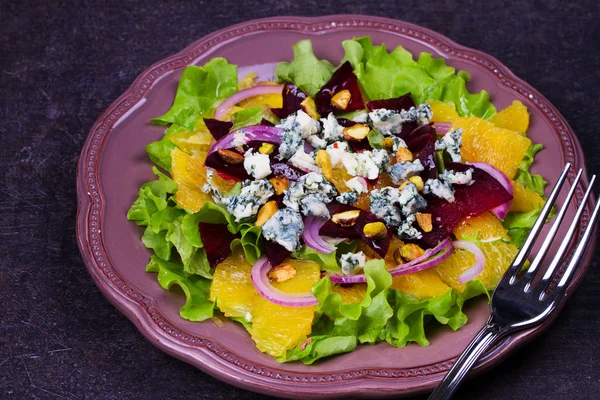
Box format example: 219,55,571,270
429,163,600,400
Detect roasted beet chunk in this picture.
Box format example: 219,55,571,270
264,241,291,267
366,94,415,112
315,61,365,115
280,83,309,118
204,151,250,181
418,196,462,248
199,222,240,266
446,162,514,217
204,118,233,141
405,123,436,153
416,140,437,181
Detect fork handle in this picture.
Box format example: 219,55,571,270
428,322,503,400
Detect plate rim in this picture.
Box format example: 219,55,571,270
76,14,596,398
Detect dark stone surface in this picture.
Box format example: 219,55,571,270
1,0,599,398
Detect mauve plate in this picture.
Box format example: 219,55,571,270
76,15,596,398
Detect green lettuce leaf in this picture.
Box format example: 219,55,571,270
146,135,176,171
341,37,496,119
292,241,357,274
127,167,178,226
503,205,544,248
280,260,488,364
382,280,488,347
367,129,385,149
146,256,214,321
513,144,547,195
231,106,279,130
151,58,238,129
167,217,212,279
274,40,335,97
276,335,357,364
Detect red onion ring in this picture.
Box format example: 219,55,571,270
208,125,283,155
328,238,453,284
433,122,452,135
214,85,284,120
302,217,337,254
469,162,514,220
454,240,486,283
250,256,318,307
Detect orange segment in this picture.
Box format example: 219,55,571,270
211,253,320,358
391,269,451,299
510,181,545,212
428,100,460,123
171,148,212,212
239,94,283,109
248,259,320,357
452,212,510,242
453,116,531,179
209,248,254,318
331,283,368,304
490,100,529,134
433,241,518,291
168,119,214,155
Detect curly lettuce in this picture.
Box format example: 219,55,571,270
278,260,488,364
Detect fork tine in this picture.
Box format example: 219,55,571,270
539,175,596,288
506,163,571,283
522,169,583,291
555,193,600,289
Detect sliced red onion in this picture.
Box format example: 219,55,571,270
469,162,514,220
328,238,454,284
302,217,337,254
454,240,486,283
208,125,283,154
214,85,284,120
433,122,452,135
250,256,318,307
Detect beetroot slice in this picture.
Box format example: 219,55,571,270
270,163,306,181
264,241,291,267
367,94,415,112
280,83,309,118
446,163,514,217
315,61,365,116
418,196,462,249
204,118,233,141
199,222,240,267
204,151,250,181
336,118,357,127
319,203,391,258
260,118,275,127
405,123,436,153
416,140,437,181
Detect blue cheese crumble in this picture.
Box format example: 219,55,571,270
231,130,248,147
352,112,368,123
370,187,402,227
390,136,408,152
346,177,368,194
398,182,427,216
400,104,432,125
435,128,463,162
289,147,320,173
276,110,320,160
387,159,424,185
325,141,351,168
345,149,390,180
221,179,274,221
320,113,344,144
397,214,423,240
424,179,455,203
243,149,271,179
340,251,366,275
261,208,304,251
336,191,358,205
441,168,475,185
368,109,403,136
283,172,337,216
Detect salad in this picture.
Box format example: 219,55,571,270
128,37,548,364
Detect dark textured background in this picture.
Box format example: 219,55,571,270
1,0,600,399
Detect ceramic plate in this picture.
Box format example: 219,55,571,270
76,15,596,398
